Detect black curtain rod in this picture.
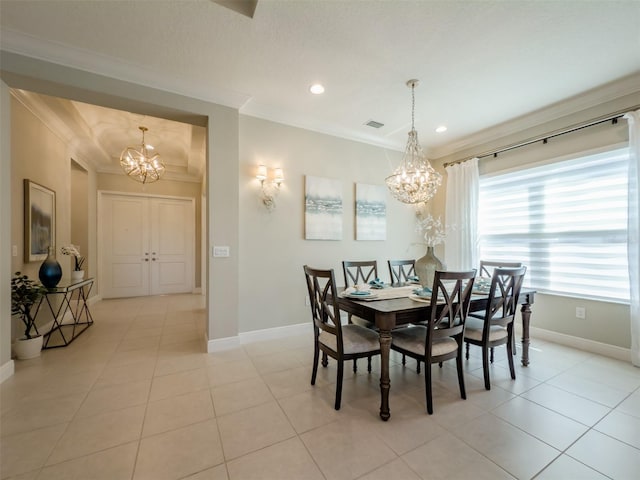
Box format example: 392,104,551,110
443,105,639,168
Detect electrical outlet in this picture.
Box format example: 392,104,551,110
575,307,586,319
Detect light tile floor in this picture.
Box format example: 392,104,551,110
1,294,639,479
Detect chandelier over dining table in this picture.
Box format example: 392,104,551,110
385,79,442,204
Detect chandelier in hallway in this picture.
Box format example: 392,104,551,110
120,126,165,184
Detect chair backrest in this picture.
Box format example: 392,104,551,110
388,259,416,284
426,270,476,345
479,260,522,278
303,265,343,345
482,267,527,332
342,260,378,287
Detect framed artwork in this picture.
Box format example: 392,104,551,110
24,179,56,262
305,175,343,240
355,183,387,240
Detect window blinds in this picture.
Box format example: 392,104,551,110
478,147,630,302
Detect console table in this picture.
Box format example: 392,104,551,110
33,277,95,348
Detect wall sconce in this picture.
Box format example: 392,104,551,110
256,164,284,211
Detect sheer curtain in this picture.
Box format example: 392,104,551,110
444,158,479,271
624,110,639,367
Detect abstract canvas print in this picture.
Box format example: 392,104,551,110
355,183,386,240
305,175,343,240
24,179,56,262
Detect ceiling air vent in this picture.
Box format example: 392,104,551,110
364,120,384,129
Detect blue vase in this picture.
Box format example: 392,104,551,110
38,246,62,288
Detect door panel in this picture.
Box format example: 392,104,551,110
101,194,194,298
103,196,150,298
150,198,193,295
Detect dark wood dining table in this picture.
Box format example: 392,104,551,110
337,286,535,421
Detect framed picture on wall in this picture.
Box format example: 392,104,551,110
305,175,343,240
355,183,387,240
24,179,56,262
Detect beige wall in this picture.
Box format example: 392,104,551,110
70,161,89,273
238,116,414,332
8,96,79,339
1,51,636,377
1,52,240,369
1,82,12,370
97,172,203,289
430,93,639,351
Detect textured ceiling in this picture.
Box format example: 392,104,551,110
1,0,639,178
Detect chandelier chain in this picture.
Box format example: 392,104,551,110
385,79,442,205
411,82,415,132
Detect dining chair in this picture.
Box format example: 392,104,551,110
342,260,378,287
479,260,522,278
464,266,527,390
388,259,421,372
341,260,378,372
388,259,416,284
390,269,476,414
303,265,381,410
478,260,523,356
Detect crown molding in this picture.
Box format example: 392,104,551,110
430,72,640,160
1,29,251,110
240,100,403,152
10,89,110,169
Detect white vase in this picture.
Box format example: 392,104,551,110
13,335,43,360
71,270,85,282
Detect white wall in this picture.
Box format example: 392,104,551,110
238,116,419,333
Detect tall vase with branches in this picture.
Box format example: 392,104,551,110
414,214,448,289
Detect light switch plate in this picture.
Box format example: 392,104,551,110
212,246,230,257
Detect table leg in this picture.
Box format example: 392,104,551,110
521,302,531,367
378,328,391,421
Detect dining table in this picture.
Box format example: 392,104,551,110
337,284,535,421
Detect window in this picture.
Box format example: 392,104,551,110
478,147,629,302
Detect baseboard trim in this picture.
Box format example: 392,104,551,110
206,334,241,353
0,359,15,383
205,322,632,363
528,326,631,362
239,323,310,345
206,323,311,353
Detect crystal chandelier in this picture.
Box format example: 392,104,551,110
385,80,442,204
119,126,165,184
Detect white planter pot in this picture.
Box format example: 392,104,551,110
13,335,43,360
71,270,85,282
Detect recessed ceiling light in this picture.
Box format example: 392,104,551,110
435,125,447,133
309,84,325,95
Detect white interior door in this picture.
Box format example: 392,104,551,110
150,198,194,295
101,193,194,299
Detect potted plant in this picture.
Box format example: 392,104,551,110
11,271,47,359
61,244,85,281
